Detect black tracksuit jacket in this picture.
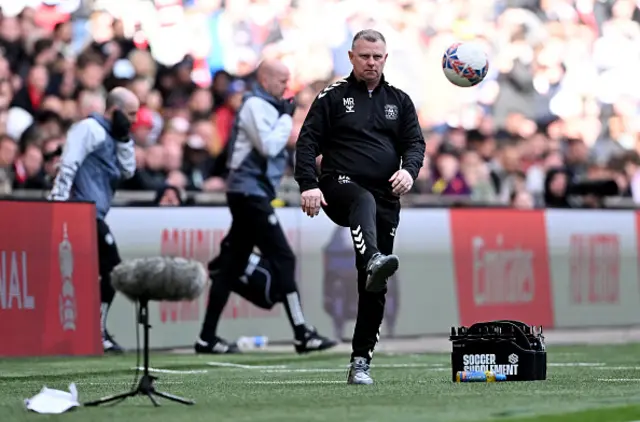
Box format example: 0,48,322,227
294,72,426,199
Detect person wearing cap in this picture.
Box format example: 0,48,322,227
130,107,154,146
213,79,246,152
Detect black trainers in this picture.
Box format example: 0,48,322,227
194,337,241,354
294,327,338,354
103,331,124,354
365,253,399,293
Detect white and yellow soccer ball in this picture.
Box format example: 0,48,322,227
442,42,489,88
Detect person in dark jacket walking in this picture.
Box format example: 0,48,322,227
294,29,426,384
196,59,336,355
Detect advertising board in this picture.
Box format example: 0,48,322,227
0,200,101,357
105,208,459,348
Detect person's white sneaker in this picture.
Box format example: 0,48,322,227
347,357,374,385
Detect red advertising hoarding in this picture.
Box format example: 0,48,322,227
0,200,102,357
449,209,554,327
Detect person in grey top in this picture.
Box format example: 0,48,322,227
196,59,336,355
49,87,138,353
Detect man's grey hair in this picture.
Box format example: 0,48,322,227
351,29,386,49
79,90,105,107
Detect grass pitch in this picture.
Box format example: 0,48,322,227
4,343,640,422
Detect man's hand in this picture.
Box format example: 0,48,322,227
282,97,297,116
300,188,327,217
111,109,132,142
389,169,413,196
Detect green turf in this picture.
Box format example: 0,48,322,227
3,343,640,422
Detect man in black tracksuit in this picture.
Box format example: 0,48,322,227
294,29,425,385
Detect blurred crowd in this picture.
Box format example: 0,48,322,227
0,0,639,209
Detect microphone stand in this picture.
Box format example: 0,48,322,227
84,297,195,407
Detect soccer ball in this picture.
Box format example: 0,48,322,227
442,42,489,87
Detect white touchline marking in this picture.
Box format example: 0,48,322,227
125,362,611,376
597,379,640,382
206,362,288,369
548,363,605,367
247,380,344,385
81,381,185,385
131,367,208,374
206,362,447,373
593,367,640,370
260,367,450,374
262,368,344,373
372,363,445,368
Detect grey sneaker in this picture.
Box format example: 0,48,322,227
347,357,374,385
365,253,399,292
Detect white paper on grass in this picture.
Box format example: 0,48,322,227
24,383,80,414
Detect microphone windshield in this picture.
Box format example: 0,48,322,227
111,256,208,302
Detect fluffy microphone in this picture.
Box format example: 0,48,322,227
111,256,208,302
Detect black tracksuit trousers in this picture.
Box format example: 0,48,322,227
319,175,400,362
96,219,120,335
200,193,304,340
